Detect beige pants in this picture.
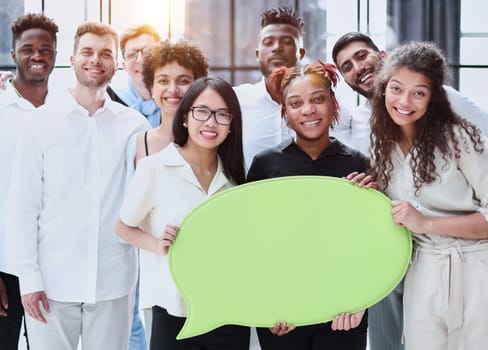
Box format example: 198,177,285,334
25,295,132,350
404,243,488,350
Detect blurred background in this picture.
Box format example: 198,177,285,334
2,0,487,112
1,0,485,111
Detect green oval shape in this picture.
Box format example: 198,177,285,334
169,176,411,339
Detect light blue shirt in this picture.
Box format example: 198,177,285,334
111,78,161,128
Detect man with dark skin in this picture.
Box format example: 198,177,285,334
234,6,306,170
0,13,58,349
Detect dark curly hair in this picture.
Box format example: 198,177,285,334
369,41,484,195
267,60,340,125
11,13,58,49
260,5,304,35
142,39,209,91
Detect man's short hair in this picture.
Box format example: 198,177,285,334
11,13,58,49
119,24,160,54
332,32,380,67
73,22,118,54
260,5,304,35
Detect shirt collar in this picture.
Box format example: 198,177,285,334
0,81,37,110
280,137,356,158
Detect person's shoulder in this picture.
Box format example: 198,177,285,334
332,138,368,159
233,79,264,95
254,139,292,160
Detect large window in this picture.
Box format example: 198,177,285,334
12,0,488,113
459,0,488,111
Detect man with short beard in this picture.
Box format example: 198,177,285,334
7,22,149,350
0,12,58,350
332,31,488,350
332,31,488,156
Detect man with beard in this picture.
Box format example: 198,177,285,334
0,13,58,349
332,31,488,155
332,32,488,350
7,22,149,350
234,6,306,170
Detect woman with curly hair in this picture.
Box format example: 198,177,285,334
128,39,209,166
369,41,488,350
247,61,373,350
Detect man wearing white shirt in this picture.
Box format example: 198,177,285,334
0,13,58,350
234,6,306,171
332,31,488,350
7,22,149,350
332,32,488,156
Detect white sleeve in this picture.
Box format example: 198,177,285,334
444,85,488,136
330,102,353,147
455,129,488,222
124,132,139,190
6,123,44,294
119,156,155,227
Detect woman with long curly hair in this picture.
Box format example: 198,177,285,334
247,61,374,350
369,41,488,350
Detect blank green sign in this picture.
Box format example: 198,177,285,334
169,176,411,339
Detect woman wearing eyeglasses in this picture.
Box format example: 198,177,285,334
116,77,248,350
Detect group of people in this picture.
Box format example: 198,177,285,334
0,5,487,350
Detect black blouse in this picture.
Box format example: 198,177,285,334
247,138,367,182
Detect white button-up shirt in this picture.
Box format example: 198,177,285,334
234,78,291,171
0,81,48,274
120,143,233,316
7,88,150,303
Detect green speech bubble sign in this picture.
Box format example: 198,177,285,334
169,176,411,340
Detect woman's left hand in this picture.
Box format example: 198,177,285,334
331,310,365,331
391,200,427,233
345,171,378,189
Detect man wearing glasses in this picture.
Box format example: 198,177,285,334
109,24,161,128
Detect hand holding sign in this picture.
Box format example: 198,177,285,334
169,176,411,339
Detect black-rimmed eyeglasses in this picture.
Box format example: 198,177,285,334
190,106,233,125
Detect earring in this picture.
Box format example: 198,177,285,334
183,122,187,127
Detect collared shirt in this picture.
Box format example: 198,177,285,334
384,127,488,249
334,85,488,157
119,143,233,316
235,78,356,171
0,81,49,274
246,137,367,182
110,77,161,128
7,88,150,303
234,78,292,171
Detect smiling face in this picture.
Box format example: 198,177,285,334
11,28,56,85
185,87,231,151
151,61,195,117
384,67,431,137
70,33,117,88
256,24,305,77
284,74,336,149
335,41,383,98
122,34,157,85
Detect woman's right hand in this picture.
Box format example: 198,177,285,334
155,224,179,255
269,321,295,336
